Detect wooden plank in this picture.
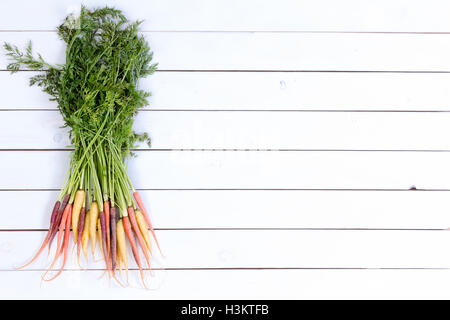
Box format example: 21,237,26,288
3,111,450,150
3,32,450,71
2,269,450,299
0,151,450,189
2,72,450,111
2,230,450,270
1,0,450,32
1,190,450,230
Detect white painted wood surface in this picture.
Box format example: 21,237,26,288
1,0,450,299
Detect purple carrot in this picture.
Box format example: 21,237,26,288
99,211,110,271
110,206,117,271
49,200,60,228
48,194,70,251
15,200,60,270
76,207,86,261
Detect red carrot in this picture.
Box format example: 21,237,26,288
123,216,145,286
15,200,60,270
133,191,162,254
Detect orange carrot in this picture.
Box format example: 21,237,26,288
123,216,145,286
42,203,72,280
43,203,72,281
55,203,71,259
133,191,162,254
128,206,151,271
48,194,70,251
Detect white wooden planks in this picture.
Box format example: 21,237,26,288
0,0,449,300
3,269,450,299
4,32,450,71
3,111,450,150
3,230,450,271
1,151,449,190
3,190,450,230
2,72,450,111
1,0,450,32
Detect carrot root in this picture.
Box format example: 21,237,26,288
133,191,162,255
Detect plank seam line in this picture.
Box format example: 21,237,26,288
7,69,450,73
4,267,450,272
3,148,450,152
5,30,450,34
0,188,445,191
3,109,450,113
0,228,446,232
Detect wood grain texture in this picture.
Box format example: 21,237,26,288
3,110,450,150
1,0,450,32
2,72,450,111
1,0,449,300
4,269,450,299
0,151,449,190
3,32,450,71
3,230,450,271
2,190,450,229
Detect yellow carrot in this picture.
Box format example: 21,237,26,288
116,220,128,280
81,210,90,260
71,189,85,243
89,202,99,257
135,210,152,255
118,253,122,274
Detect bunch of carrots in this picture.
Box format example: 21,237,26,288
4,6,160,287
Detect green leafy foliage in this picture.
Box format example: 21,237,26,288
4,6,156,153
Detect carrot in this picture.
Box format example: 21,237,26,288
99,211,110,272
104,200,111,260
116,219,128,282
42,203,72,280
89,202,99,257
110,206,117,271
43,202,72,281
118,253,122,274
97,219,103,256
122,216,145,286
48,193,70,251
128,207,152,271
76,206,86,263
81,209,90,260
133,191,162,254
15,200,60,270
135,209,152,255
71,189,85,243
55,203,71,259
